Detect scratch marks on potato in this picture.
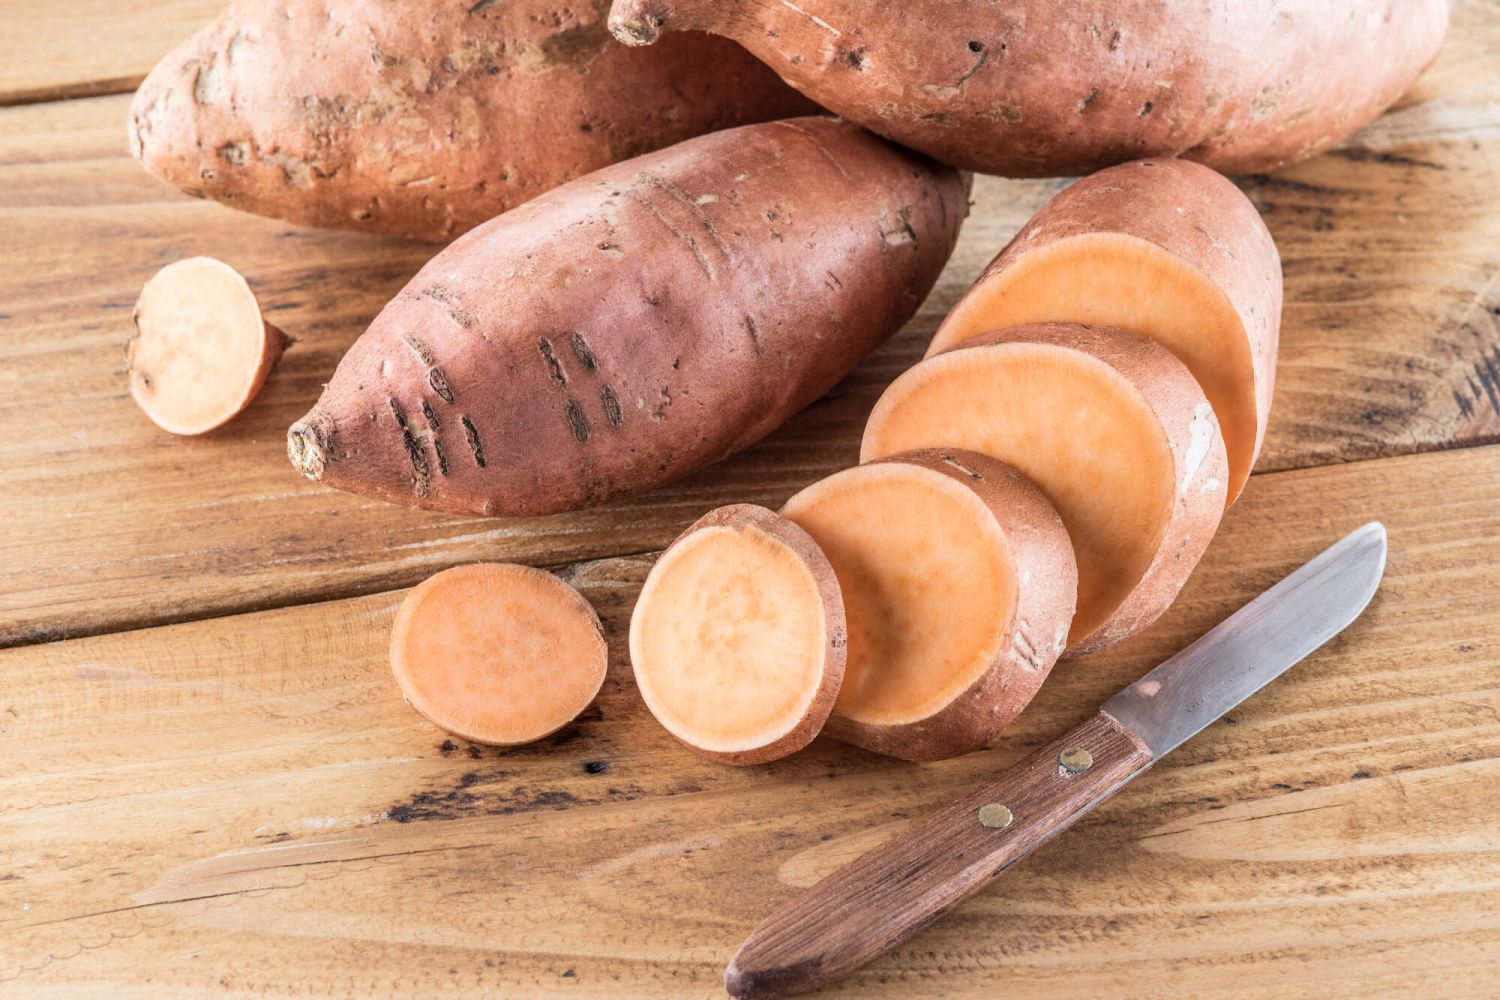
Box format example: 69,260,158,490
1077,87,1101,113
538,336,567,386
779,0,841,36
954,46,988,88
571,331,599,371
389,400,431,497
600,385,624,428
940,453,983,480
774,120,851,179
460,416,486,467
745,314,765,356
565,399,592,442
420,285,474,329
629,177,730,281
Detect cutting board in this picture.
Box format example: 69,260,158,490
2,2,1498,996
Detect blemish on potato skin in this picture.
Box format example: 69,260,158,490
565,398,591,441
538,337,567,386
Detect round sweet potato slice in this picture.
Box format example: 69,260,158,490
927,159,1281,506
780,451,1077,761
864,323,1227,655
630,505,846,765
127,256,285,435
390,563,607,746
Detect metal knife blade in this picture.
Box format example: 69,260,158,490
1103,520,1387,757
726,523,1389,1000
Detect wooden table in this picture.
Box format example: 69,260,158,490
3,3,1498,997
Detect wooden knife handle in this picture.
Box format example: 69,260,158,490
726,711,1153,999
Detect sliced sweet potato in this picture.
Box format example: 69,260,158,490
864,323,1227,655
127,256,285,435
630,505,845,765
927,159,1280,505
780,451,1076,761
390,563,607,746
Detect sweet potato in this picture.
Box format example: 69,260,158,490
608,0,1449,177
863,324,1227,656
630,505,846,765
128,256,285,435
928,159,1281,504
780,450,1076,760
288,117,969,516
390,562,607,745
128,0,816,241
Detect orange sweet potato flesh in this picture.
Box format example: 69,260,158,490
928,159,1281,505
780,451,1076,761
289,117,969,517
390,563,607,746
127,256,285,435
630,505,846,765
129,0,816,242
609,0,1449,177
863,324,1227,656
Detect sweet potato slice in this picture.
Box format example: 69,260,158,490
630,505,845,765
780,451,1077,760
927,159,1281,505
864,323,1227,655
127,256,285,435
390,563,607,746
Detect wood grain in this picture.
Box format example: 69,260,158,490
0,0,220,107
727,713,1153,998
2,443,1498,998
5,0,1500,647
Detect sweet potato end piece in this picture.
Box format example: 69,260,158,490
128,257,284,435
630,505,845,765
390,563,607,746
928,232,1258,504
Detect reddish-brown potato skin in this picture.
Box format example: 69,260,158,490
638,504,847,766
932,158,1281,502
913,324,1228,657
128,0,817,241
288,117,970,515
609,0,1449,176
820,450,1077,762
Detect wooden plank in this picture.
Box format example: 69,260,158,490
0,0,219,107
1,0,1497,648
2,445,1497,998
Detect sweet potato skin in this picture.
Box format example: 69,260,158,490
816,450,1077,762
931,158,1281,503
609,0,1449,176
128,0,816,241
289,117,970,516
632,504,847,766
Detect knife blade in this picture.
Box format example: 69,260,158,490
726,522,1387,999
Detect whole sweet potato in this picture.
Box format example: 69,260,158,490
128,0,816,241
608,0,1449,177
288,117,969,515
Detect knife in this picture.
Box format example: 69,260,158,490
726,521,1388,999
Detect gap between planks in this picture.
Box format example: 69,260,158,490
5,440,1495,655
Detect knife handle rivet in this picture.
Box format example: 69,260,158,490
977,803,1014,829
1058,747,1094,775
